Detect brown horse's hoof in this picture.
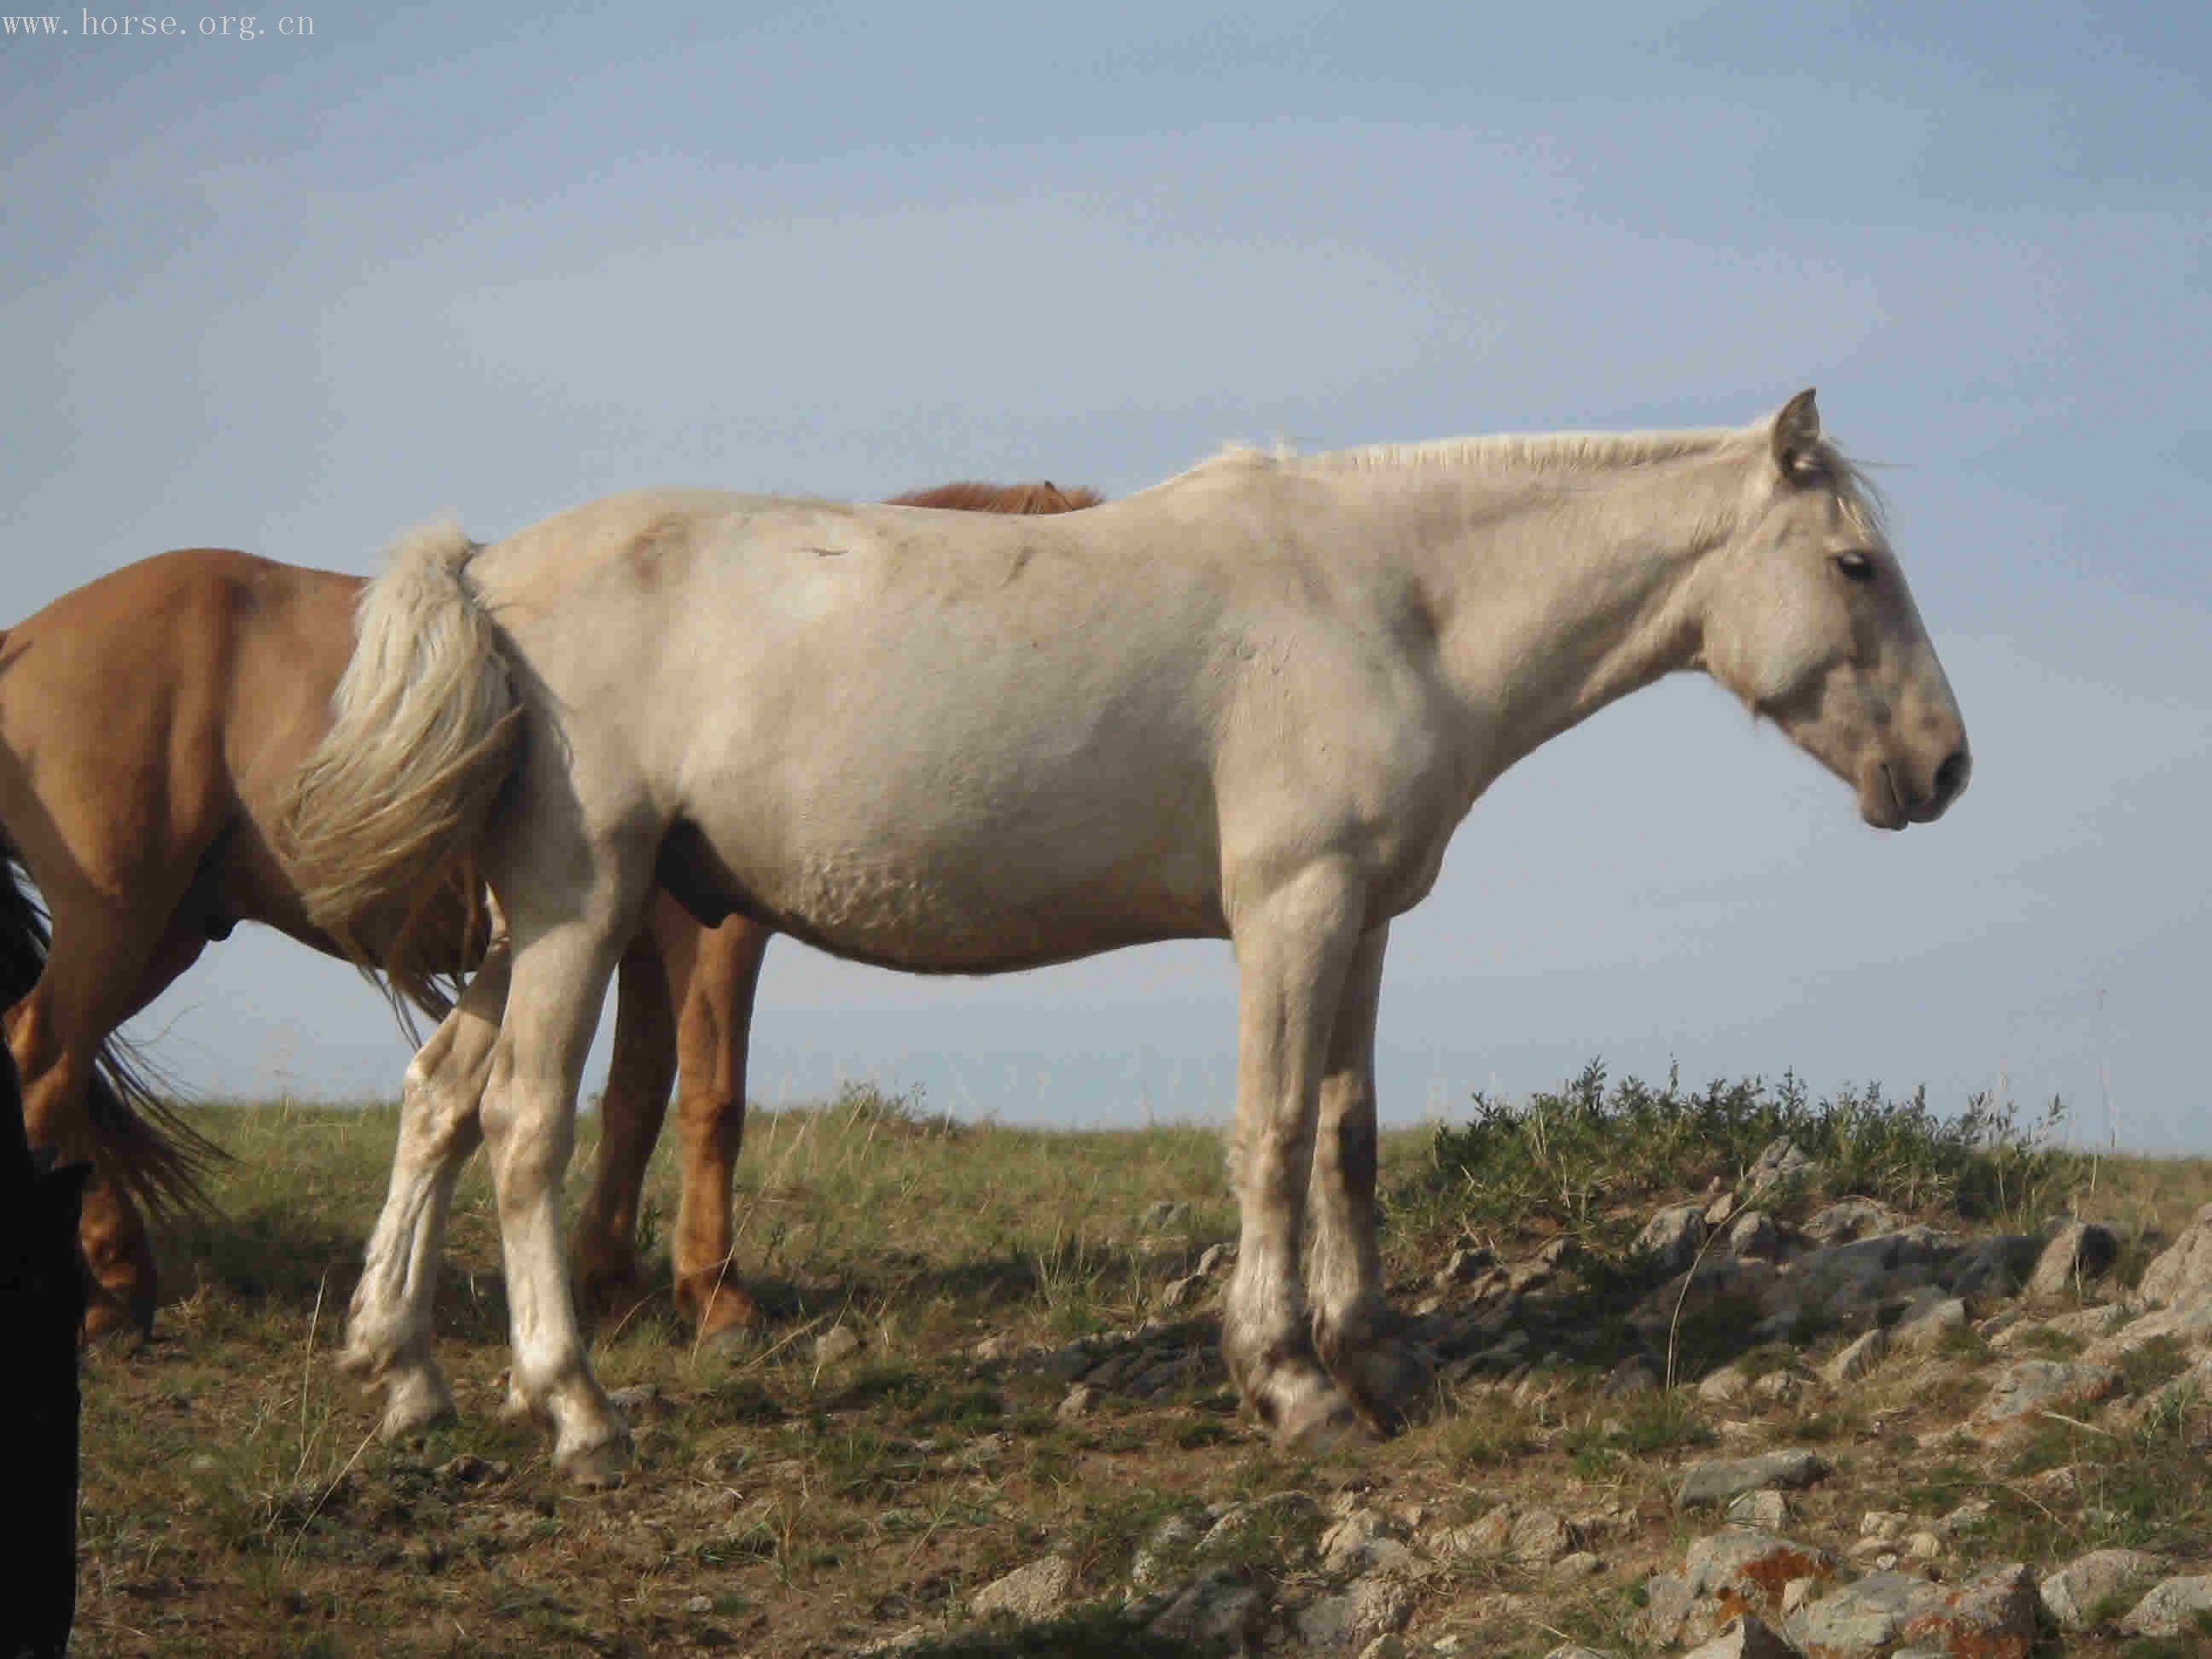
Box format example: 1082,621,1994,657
574,1269,655,1330
691,1318,768,1366
80,1288,154,1347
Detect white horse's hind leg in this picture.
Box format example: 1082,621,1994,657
1221,864,1368,1448
1307,924,1430,1429
477,890,641,1488
341,941,509,1440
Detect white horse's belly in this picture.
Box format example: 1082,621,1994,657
745,841,1220,969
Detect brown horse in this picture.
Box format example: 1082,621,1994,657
0,479,1098,1340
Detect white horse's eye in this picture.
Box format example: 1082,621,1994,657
1833,551,1877,584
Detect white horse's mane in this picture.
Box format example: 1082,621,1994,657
1179,423,1888,534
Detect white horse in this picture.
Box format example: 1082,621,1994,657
282,391,1969,1485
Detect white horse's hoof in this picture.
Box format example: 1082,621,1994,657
1274,1384,1376,1452
556,1430,632,1489
375,1365,459,1442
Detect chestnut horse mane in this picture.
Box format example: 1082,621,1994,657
887,480,1104,514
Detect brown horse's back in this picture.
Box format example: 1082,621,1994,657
0,547,365,952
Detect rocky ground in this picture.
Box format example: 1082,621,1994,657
880,1145,2212,1656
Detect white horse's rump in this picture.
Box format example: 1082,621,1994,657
285,392,1970,1483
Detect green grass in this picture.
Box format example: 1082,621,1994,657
63,1068,2212,1656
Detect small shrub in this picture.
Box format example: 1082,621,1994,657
1397,1062,2081,1251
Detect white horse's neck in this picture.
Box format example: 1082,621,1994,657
1287,432,1761,795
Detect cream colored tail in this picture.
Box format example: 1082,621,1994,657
279,520,519,1011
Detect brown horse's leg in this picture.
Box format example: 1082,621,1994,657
7,899,206,1338
656,903,770,1345
573,934,677,1324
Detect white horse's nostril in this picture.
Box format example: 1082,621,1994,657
1931,748,1970,811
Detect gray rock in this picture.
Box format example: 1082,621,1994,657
1055,1384,1097,1421
1081,1348,1143,1389
1802,1198,1894,1245
1148,1566,1261,1646
1430,1504,1515,1560
1637,1203,1708,1274
1356,1639,1412,1659
434,1453,510,1487
2026,1220,2120,1301
1697,1364,1750,1404
1784,1563,2036,1658
1319,1507,1416,1575
1552,1550,1606,1578
970,1555,1074,1620
813,1325,861,1365
1937,1498,1994,1537
1435,1243,1498,1286
1725,1490,1791,1529
1294,1576,1414,1651
1639,1256,1784,1326
1678,1448,1831,1508
1892,1295,1969,1351
1130,1515,1201,1590
1781,1573,1922,1653
1749,1307,1807,1345
1142,1200,1191,1231
1947,1232,2041,1299
1540,1648,1615,1659
858,1627,929,1656
2120,1574,2212,1637
1726,1209,1784,1260
1196,1242,1237,1278
1970,1358,2124,1433
2040,1548,2164,1631
1643,1528,1837,1646
1156,1274,1205,1312
1747,1137,1817,1196
1751,1365,1813,1406
1507,1507,1581,1563
2086,1296,2212,1365
2043,1302,2131,1341
605,1384,665,1422
1199,1490,1318,1556
2138,1202,2212,1307
1821,1327,1889,1384
1600,1355,1661,1397
1681,1615,1796,1659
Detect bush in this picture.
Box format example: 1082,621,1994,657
1395,1061,2076,1249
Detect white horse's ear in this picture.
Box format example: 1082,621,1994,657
1770,387,1822,479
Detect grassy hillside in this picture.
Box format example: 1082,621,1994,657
70,1077,2212,1656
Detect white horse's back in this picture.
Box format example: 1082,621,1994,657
469,481,1396,969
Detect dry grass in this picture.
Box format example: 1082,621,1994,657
67,1084,2212,1656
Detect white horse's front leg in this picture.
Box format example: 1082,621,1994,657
341,942,509,1440
1221,864,1368,1448
1307,923,1429,1428
478,913,634,1487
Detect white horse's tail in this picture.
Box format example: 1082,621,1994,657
279,519,519,1014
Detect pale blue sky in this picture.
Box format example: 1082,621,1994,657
3,3,2206,1144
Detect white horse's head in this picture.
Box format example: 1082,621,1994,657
1698,390,1970,830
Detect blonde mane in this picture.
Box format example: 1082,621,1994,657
1175,422,1888,535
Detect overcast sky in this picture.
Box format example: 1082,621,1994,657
3,2,2206,1147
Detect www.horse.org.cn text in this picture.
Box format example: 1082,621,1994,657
12,11,319,39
